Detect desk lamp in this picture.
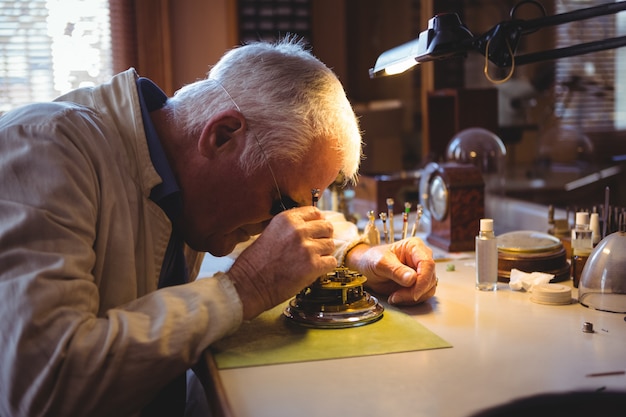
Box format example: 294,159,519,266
369,1,626,78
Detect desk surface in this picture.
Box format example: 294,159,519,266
203,258,626,417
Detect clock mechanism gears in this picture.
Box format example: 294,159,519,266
283,267,384,329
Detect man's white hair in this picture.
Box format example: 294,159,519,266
167,36,362,184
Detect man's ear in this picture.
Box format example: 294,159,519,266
198,109,247,158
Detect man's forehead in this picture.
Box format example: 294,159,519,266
280,142,341,196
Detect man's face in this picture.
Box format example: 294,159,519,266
181,142,342,257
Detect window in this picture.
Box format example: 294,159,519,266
0,0,113,113
554,0,624,131
238,0,311,44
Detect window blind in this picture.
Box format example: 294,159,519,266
555,0,618,131
0,0,113,113
239,0,312,44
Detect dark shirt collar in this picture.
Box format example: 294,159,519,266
136,77,182,222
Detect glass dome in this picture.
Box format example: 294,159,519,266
579,229,626,314
536,125,594,171
445,127,507,193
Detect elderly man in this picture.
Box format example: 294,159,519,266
0,37,436,416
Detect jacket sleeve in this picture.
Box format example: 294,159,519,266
0,107,243,417
323,211,371,266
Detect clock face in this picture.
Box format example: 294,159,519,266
428,174,448,221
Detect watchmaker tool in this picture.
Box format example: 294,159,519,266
603,186,610,238
283,267,384,328
387,198,395,242
283,190,384,328
402,202,411,240
379,212,389,244
365,210,380,245
311,188,320,207
411,204,424,237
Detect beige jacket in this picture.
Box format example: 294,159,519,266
0,69,242,417
0,69,361,417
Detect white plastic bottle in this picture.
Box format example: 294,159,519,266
476,218,498,291
571,212,593,288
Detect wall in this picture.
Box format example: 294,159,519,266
169,0,238,91
345,0,417,128
132,0,238,95
310,0,348,86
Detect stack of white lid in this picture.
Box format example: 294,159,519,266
530,283,572,305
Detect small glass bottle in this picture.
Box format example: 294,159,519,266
571,212,593,288
590,212,601,246
476,218,498,291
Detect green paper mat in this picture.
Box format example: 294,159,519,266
210,301,452,369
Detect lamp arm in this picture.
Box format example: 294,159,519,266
517,1,626,33
474,1,626,68
514,36,626,66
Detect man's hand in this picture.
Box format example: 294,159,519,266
228,207,337,320
344,238,437,305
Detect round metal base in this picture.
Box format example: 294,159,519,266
283,267,384,329
284,293,384,328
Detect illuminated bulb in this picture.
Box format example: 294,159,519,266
384,58,418,75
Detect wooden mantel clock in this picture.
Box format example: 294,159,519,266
421,162,485,252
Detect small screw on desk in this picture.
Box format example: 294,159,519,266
582,321,594,333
